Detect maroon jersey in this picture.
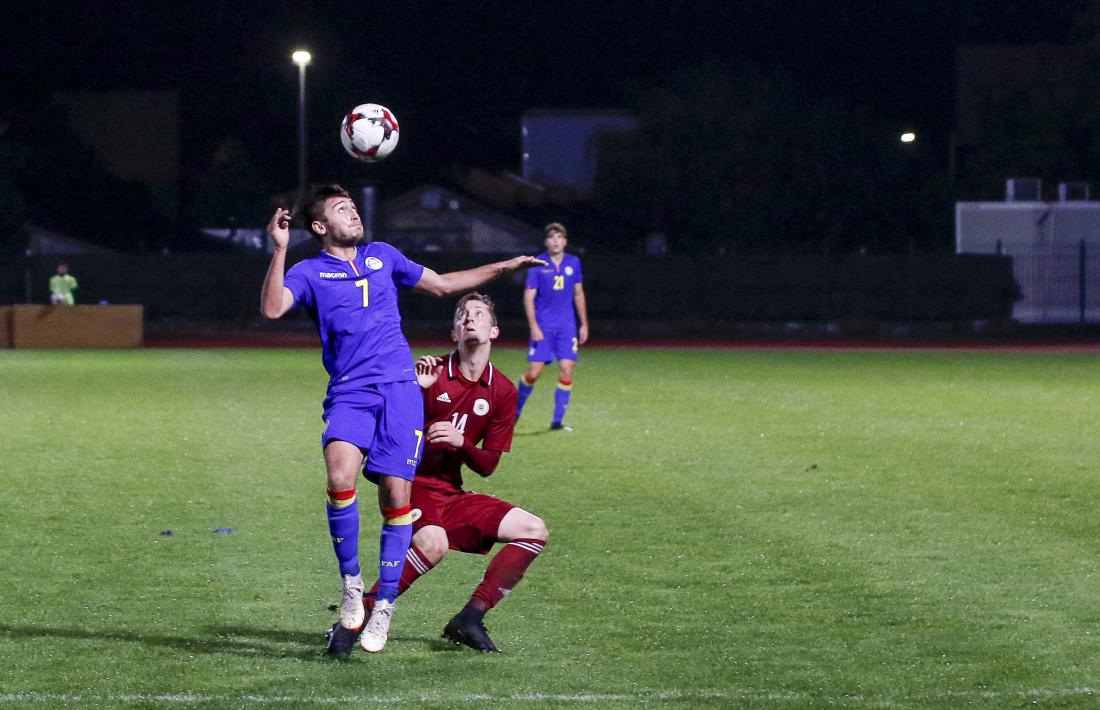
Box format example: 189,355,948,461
416,351,517,491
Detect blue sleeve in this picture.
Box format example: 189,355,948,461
284,262,312,308
574,257,583,284
525,267,539,289
384,243,425,288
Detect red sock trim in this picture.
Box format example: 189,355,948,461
381,504,413,519
558,378,572,387
327,488,356,500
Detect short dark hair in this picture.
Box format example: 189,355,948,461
544,222,567,237
299,184,353,239
453,292,497,327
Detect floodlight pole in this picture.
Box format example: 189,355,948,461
292,50,312,209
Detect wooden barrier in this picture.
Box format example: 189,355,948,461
11,305,143,348
0,306,10,348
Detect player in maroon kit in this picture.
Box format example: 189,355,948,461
329,292,548,655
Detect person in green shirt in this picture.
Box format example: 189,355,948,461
49,263,77,305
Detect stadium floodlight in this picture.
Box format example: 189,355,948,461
900,132,916,143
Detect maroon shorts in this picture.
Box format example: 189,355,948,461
411,482,516,555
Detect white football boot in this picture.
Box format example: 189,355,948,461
339,573,365,630
359,599,395,653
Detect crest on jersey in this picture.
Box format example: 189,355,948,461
565,266,574,276
366,257,383,270
473,398,490,416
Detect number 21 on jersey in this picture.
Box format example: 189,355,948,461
552,274,565,290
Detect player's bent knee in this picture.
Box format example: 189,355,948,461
413,526,449,563
527,516,549,542
377,475,412,508
500,508,548,542
324,440,364,490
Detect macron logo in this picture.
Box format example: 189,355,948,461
319,271,348,279
436,392,451,403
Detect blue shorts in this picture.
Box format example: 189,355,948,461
321,380,425,482
528,329,579,363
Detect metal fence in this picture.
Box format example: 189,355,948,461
956,201,1100,323
1009,243,1100,323
2,249,1017,332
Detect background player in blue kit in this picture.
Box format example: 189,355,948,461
515,222,589,430
260,184,543,654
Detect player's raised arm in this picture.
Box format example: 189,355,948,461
412,255,547,298
260,208,296,319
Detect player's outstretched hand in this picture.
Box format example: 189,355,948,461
416,355,443,388
267,208,291,250
501,255,547,272
426,420,464,448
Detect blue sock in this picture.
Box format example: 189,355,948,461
516,376,535,418
326,492,360,577
376,506,413,602
552,379,572,425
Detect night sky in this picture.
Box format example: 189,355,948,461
3,0,1091,197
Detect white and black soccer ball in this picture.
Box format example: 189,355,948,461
340,103,400,162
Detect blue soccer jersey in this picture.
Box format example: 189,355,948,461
525,252,583,332
284,242,425,393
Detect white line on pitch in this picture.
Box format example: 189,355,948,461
1,687,1097,704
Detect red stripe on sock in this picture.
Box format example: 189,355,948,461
558,378,572,387
381,504,413,519
327,488,356,500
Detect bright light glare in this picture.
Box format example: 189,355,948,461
292,50,312,66
900,132,916,143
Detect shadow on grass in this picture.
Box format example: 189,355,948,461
0,623,458,661
513,429,552,438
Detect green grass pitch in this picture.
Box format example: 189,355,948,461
1,346,1099,708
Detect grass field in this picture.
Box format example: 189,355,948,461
2,345,1099,708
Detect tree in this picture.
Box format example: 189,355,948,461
7,97,170,252
0,113,28,247
188,137,274,230
592,63,941,253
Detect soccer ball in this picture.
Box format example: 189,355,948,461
340,103,400,162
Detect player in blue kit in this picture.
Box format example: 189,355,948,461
515,222,589,430
260,184,544,654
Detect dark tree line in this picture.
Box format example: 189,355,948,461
0,95,174,253
9,41,1100,258
590,62,949,255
